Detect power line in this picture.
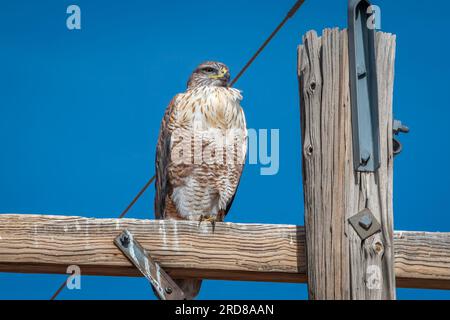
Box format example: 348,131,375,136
50,175,156,300
231,0,305,86
118,175,156,219
50,281,66,301
49,0,305,300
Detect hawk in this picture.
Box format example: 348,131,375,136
154,61,247,299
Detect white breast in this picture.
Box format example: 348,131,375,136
170,86,247,220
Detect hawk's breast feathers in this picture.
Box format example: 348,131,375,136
155,86,247,221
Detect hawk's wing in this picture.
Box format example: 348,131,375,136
225,113,247,217
154,95,179,220
224,183,239,216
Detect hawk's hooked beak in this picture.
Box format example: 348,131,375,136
209,68,230,82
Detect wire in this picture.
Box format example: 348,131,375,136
230,0,305,86
49,0,304,300
118,175,156,219
50,175,156,300
50,281,66,300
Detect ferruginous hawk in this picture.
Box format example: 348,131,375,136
154,61,247,299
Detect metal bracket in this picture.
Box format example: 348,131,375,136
348,208,381,240
348,0,381,172
393,119,409,156
114,229,185,300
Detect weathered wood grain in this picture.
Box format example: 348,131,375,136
0,214,306,282
298,29,397,299
394,231,450,290
0,214,449,289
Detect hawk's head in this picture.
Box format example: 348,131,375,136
187,61,231,89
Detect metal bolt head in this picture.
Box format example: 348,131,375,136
165,287,173,295
357,65,367,78
393,119,410,135
120,234,130,247
359,214,373,230
360,151,371,166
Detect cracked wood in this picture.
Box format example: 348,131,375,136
0,214,448,289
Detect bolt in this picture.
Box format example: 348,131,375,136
360,151,371,166
399,124,409,134
393,119,410,135
359,214,373,230
120,234,130,247
357,65,367,78
165,287,173,295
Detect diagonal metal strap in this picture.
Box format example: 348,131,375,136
114,229,185,300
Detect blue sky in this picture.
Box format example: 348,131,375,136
0,0,449,299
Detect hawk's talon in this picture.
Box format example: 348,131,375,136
198,215,217,232
198,215,205,227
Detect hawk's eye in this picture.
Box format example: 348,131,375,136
203,67,215,73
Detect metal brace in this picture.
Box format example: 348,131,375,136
348,0,381,172
114,229,186,300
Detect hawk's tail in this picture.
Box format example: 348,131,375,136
153,279,202,300
175,279,202,300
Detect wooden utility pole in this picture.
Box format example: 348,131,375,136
298,29,397,299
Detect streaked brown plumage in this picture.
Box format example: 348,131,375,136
154,61,247,299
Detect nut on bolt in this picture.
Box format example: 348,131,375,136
359,214,373,230
357,64,367,78
360,150,371,166
120,233,130,247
